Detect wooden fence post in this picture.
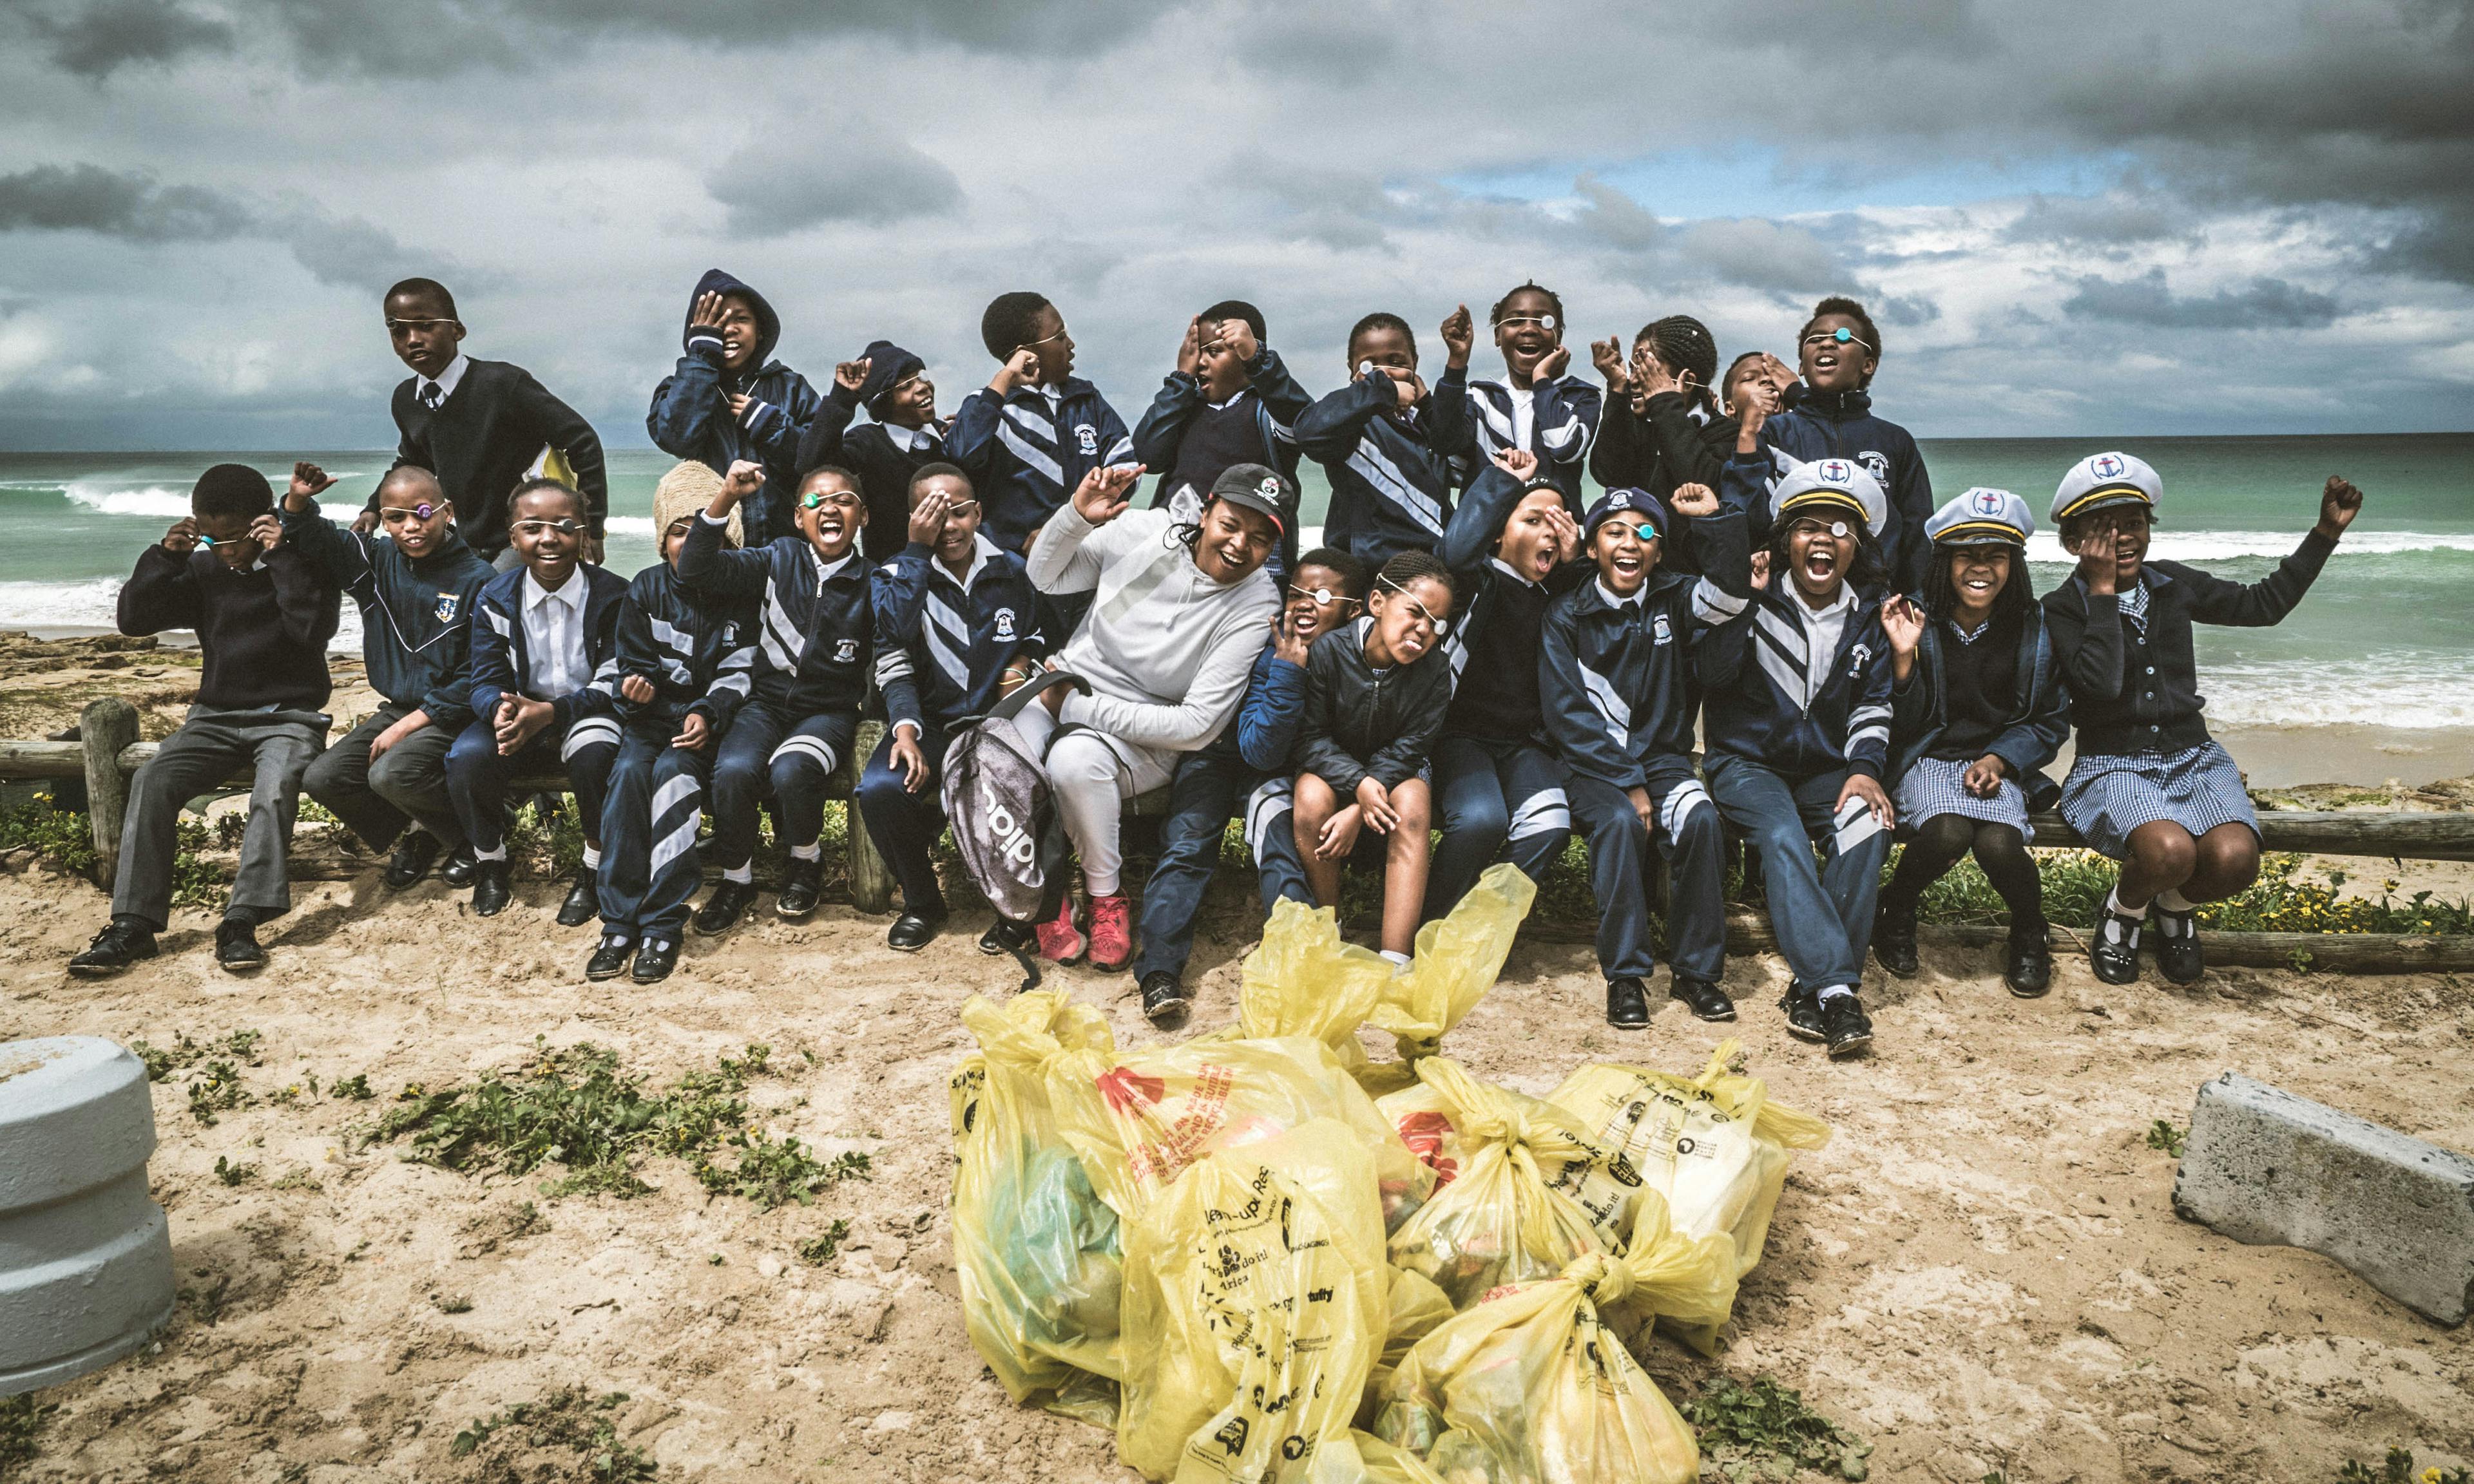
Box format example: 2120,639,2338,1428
79,697,139,891
845,718,896,913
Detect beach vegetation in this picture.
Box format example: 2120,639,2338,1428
1683,1373,1872,1481
2335,1447,2470,1484
449,1387,658,1481
1,1393,55,1480
2145,1120,2187,1157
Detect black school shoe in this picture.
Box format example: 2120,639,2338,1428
691,880,758,937
2150,904,2205,985
556,870,600,928
2004,922,2053,998
215,917,265,973
470,859,513,918
2091,903,2144,985
441,843,478,888
632,937,681,984
979,917,1036,956
69,917,158,976
1140,971,1191,1028
1820,993,1874,1058
887,911,943,952
585,935,633,981
1606,977,1651,1029
1670,977,1736,1022
1872,900,1920,978
776,857,824,921
383,831,440,889
1780,983,1828,1043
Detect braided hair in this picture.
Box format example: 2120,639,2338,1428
1636,314,1719,417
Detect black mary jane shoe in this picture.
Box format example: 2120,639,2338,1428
1669,976,1737,1022
1140,971,1191,1028
383,831,441,890
557,870,600,928
631,937,681,984
2150,904,2205,985
470,859,513,918
1606,976,1651,1029
2004,924,2053,997
585,936,633,982
2090,904,2143,985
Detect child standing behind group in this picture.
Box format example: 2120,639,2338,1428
1295,314,1457,567
798,341,947,564
1433,283,1602,509
648,270,821,547
1133,301,1314,576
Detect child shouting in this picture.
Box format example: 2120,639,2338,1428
1286,551,1457,964
1760,296,1933,594
649,270,823,547
70,464,340,976
1540,481,1733,1029
2042,452,2362,985
450,477,630,922
1433,282,1601,508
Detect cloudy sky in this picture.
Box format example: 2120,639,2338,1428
2,0,2468,451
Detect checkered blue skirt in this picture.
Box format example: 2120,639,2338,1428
1895,756,2033,840
2058,741,2258,859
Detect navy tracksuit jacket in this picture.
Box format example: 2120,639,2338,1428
946,378,1136,556
1757,384,1934,596
1430,369,1602,508
451,562,629,855
1293,374,1457,566
647,269,823,547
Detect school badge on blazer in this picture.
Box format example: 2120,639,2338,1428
834,638,859,664
993,607,1017,640
434,592,460,622
1075,424,1098,455
1858,451,1891,486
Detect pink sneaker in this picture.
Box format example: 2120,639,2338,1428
1086,893,1135,973
1035,894,1086,964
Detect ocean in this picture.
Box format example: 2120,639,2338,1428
3,433,2469,738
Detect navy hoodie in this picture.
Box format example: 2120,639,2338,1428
282,498,492,727
647,269,823,547
1758,385,1933,595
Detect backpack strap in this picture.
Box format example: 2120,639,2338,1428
982,668,1091,724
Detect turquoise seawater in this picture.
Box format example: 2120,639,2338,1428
1,433,2468,729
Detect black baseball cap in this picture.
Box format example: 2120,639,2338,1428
1206,462,1293,532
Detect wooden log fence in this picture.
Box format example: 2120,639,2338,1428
5,695,2471,971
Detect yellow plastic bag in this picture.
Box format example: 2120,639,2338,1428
1381,1058,1619,1311
1115,1119,1390,1481
1371,1192,1736,1484
1047,1033,1433,1233
1368,864,1535,1080
950,991,1126,1422
1545,1040,1830,1279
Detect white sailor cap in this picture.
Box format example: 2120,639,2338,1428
1772,456,1888,537
2051,451,2161,524
1926,487,2035,547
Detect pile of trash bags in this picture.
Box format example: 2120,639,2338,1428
949,864,1832,1484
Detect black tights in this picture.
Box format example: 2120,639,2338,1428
1883,813,2045,929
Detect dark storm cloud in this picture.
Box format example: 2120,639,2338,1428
706,133,964,236
2004,191,2189,249
0,163,251,239
2061,268,2341,330
26,0,233,77
1673,217,1845,297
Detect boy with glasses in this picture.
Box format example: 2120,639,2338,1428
364,278,608,568
797,339,948,564
450,477,631,922
1759,296,1934,593
677,460,874,931
1433,281,1602,509
291,461,495,891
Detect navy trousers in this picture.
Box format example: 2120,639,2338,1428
1566,763,1726,985
1133,751,1267,981
446,712,620,854
598,721,714,942
1704,755,1892,993
709,703,859,870
855,727,950,917
1423,735,1571,920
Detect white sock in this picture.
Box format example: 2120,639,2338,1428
2157,888,2196,913
1379,949,1412,967
582,846,602,869
789,841,821,862
723,864,753,885
1816,983,1856,1003
473,844,508,863
2105,885,2149,918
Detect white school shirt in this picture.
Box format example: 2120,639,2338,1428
1506,386,1536,450
416,354,470,408
521,569,590,697
1789,582,1856,708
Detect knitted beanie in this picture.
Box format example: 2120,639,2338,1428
652,461,740,547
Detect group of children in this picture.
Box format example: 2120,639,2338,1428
65,273,2369,1061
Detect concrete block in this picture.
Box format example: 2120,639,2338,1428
2173,1071,2474,1326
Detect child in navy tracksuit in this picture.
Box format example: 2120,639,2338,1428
1423,450,1586,922
1431,283,1601,510
1131,546,1361,1022
1294,313,1459,567
1132,300,1315,578
1540,484,1735,1030
676,460,874,934
858,462,1047,951
647,269,823,547
592,468,756,985
1758,296,1933,595
450,477,629,924
1283,550,1458,962
1697,454,1899,1058
796,340,948,564
289,462,494,884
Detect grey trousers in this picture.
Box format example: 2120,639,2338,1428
302,701,464,853
112,704,330,931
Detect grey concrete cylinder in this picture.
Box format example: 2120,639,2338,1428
1,1036,176,1394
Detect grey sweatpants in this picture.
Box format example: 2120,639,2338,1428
302,701,464,853
111,704,331,931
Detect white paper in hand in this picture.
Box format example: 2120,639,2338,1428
1832,794,1886,855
